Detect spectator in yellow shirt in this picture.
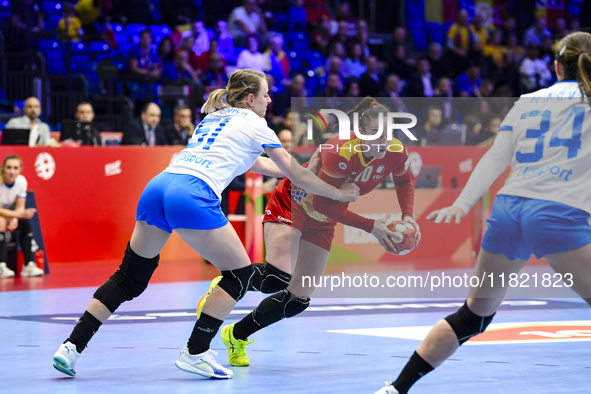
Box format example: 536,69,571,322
74,0,103,39
57,2,84,42
74,0,101,26
447,9,472,54
483,29,507,69
470,13,489,49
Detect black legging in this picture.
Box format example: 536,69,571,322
0,219,34,264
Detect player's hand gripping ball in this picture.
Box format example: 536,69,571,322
387,220,418,255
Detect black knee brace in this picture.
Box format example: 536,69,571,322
253,289,310,326
250,262,292,293
93,243,159,313
444,301,495,345
217,264,255,301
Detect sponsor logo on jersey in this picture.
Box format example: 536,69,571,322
176,154,214,168
372,175,383,180
105,160,122,176
35,153,56,180
266,210,272,216
339,162,347,170
278,215,292,223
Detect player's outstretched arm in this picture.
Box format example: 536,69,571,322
252,146,322,177
426,130,514,224
264,146,359,202
250,156,284,177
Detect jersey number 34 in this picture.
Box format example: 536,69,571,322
516,107,583,163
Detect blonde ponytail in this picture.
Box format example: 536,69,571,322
201,88,229,114
201,68,266,114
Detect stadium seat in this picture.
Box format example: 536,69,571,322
110,22,126,37
71,54,91,73
409,26,428,51
288,51,303,73
42,1,63,16
127,23,148,44
89,41,110,52
304,50,325,70
426,22,445,46
287,32,309,51
46,15,62,31
71,42,87,52
38,39,66,74
0,0,10,25
149,25,172,44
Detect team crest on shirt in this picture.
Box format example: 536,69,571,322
339,162,347,170
377,165,385,174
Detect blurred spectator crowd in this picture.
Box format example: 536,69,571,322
0,0,585,148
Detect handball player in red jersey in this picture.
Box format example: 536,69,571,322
197,97,421,366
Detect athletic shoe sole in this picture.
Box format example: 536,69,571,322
174,360,232,379
52,356,76,377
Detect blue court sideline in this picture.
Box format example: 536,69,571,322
1,281,590,394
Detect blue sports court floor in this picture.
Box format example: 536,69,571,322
1,281,590,394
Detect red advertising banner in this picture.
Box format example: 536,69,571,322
0,146,508,268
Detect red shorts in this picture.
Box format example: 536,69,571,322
263,179,336,252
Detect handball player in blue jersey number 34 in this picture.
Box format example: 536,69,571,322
374,31,591,394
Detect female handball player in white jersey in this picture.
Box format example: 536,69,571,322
51,68,359,380
0,155,41,278
196,98,421,367
374,31,591,394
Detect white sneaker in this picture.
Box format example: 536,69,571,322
175,346,233,379
373,382,399,394
0,262,15,278
53,341,80,377
21,261,44,277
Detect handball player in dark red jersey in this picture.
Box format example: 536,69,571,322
198,97,421,366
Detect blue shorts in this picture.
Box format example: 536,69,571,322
481,195,591,261
136,172,228,233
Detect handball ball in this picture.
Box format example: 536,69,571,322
387,221,417,256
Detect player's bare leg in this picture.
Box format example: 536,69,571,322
545,243,591,306
376,249,527,394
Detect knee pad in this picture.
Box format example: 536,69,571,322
258,289,310,319
251,262,292,293
93,243,159,312
218,264,255,301
444,301,495,345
